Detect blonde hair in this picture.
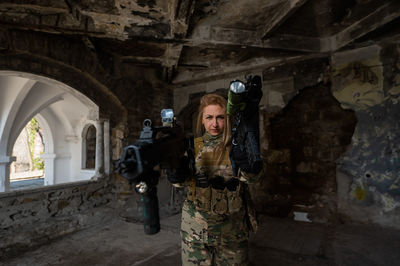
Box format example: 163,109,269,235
196,94,231,150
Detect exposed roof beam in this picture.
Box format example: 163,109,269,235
185,26,323,52
263,34,324,53
175,0,196,24
120,56,164,65
333,0,400,51
0,3,66,15
169,0,196,60
163,43,184,82
172,53,326,86
163,0,195,82
164,44,184,67
259,0,308,39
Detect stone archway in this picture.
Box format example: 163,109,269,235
0,71,104,191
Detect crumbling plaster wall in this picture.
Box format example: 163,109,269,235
332,44,400,228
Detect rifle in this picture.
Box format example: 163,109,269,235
227,75,263,175
115,109,193,235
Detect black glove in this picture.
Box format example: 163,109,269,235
231,145,251,172
165,169,186,184
165,156,190,184
231,144,262,174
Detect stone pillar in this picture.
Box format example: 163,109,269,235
0,156,15,192
95,120,104,177
41,153,56,186
103,120,110,175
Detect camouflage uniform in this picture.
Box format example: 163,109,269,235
179,133,261,266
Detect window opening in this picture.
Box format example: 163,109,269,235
84,125,96,169
10,118,44,190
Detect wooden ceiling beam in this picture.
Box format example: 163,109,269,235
333,0,400,51
259,0,308,39
172,53,326,86
185,26,323,52
163,0,196,82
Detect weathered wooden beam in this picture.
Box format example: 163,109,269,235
164,0,195,82
175,0,195,23
169,0,195,39
163,44,183,67
172,53,326,86
120,56,164,65
259,0,308,39
163,43,184,82
188,26,262,47
0,3,67,15
263,34,323,53
186,26,323,52
333,0,400,51
0,3,172,40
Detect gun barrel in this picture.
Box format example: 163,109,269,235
141,187,160,235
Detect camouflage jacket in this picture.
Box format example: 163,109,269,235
180,133,262,245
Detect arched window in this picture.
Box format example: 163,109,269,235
83,125,96,169
9,118,45,190
0,72,102,192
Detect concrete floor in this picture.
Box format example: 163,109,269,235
2,210,400,266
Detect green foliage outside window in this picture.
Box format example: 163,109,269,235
28,118,44,170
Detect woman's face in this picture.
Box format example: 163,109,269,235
202,104,225,136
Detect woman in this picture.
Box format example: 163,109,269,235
169,93,262,266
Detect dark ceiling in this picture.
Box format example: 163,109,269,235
1,0,399,86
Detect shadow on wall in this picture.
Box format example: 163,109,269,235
255,83,357,222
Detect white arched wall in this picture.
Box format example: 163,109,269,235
0,71,102,192
35,113,55,186
0,76,36,191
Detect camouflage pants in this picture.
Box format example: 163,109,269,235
181,200,250,266
181,237,249,266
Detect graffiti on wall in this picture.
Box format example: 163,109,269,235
332,45,400,212
332,57,384,110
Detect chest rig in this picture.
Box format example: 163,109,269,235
187,134,243,215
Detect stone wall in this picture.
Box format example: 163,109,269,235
0,179,113,258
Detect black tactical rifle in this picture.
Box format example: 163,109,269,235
227,75,263,175
115,109,193,235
